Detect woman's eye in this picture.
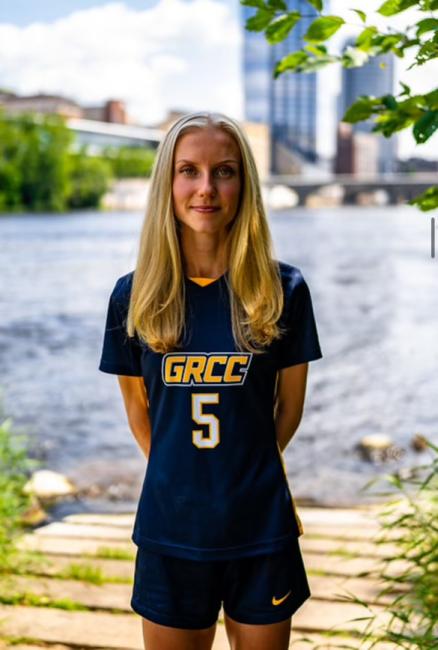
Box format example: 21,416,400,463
216,166,234,177
179,166,234,177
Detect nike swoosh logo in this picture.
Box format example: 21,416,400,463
272,589,292,606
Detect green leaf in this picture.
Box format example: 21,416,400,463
414,37,438,66
408,186,438,211
381,94,398,110
240,0,267,8
351,9,366,23
413,110,438,143
305,0,323,11
245,8,275,31
305,44,328,56
296,55,338,71
342,96,376,122
274,51,309,77
424,88,438,109
265,12,301,44
266,0,288,9
416,18,438,37
303,16,345,42
398,81,411,97
372,32,404,53
356,26,378,50
378,0,418,17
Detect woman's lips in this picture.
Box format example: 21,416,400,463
191,207,220,212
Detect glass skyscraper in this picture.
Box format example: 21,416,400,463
242,0,320,173
338,38,397,173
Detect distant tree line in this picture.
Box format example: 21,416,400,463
0,109,156,213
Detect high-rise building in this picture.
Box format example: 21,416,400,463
336,38,397,174
242,0,321,174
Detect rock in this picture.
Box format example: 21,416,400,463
411,433,428,452
23,470,78,502
360,434,393,450
20,494,49,527
357,434,404,463
264,185,299,210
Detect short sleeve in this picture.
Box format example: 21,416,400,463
275,269,323,369
98,276,143,377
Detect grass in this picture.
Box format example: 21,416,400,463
295,437,438,650
0,417,41,573
95,546,135,560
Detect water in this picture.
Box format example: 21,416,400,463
0,207,436,513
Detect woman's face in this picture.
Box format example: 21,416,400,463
172,126,242,235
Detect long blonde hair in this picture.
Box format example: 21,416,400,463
127,111,285,354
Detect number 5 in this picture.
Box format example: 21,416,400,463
191,393,220,448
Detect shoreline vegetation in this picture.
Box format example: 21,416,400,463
0,108,155,214
0,408,436,647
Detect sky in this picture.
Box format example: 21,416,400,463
0,0,436,161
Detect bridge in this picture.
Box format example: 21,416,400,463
264,172,437,206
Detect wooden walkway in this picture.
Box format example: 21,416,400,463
0,504,406,649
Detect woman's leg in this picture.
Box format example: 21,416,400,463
141,617,217,650
223,612,291,650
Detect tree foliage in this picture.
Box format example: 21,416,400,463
0,109,155,213
242,0,438,210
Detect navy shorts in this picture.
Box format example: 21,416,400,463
130,536,311,629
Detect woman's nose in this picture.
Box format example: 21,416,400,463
197,172,217,195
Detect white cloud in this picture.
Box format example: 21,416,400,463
0,0,243,125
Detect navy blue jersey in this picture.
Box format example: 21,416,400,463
98,261,322,560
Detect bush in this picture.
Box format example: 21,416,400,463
299,438,438,649
0,417,40,572
66,152,113,209
0,109,73,213
99,145,155,178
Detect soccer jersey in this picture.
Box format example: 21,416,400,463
98,260,322,560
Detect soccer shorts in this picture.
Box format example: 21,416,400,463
130,535,311,629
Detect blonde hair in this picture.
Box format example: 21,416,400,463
127,111,285,354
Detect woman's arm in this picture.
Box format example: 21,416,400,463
117,376,152,460
274,363,309,452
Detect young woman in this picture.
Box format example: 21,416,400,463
98,111,322,650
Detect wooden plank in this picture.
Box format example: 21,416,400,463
63,513,135,527
292,598,392,635
0,605,144,649
33,522,133,541
304,551,410,579
300,537,398,559
16,534,135,557
307,574,409,606
0,575,132,611
302,525,401,542
289,631,396,650
298,506,384,528
0,605,231,650
15,553,134,581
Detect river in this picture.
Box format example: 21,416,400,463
0,206,436,515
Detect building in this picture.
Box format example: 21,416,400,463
241,0,322,175
335,38,397,174
0,91,129,124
